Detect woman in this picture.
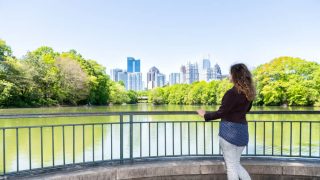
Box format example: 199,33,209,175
197,63,255,180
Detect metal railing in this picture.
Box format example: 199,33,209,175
0,111,319,176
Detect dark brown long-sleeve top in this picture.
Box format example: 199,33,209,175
204,86,253,124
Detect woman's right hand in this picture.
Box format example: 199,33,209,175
196,109,206,117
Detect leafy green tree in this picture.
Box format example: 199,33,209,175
253,56,320,106
167,84,190,104
0,39,12,61
23,46,60,106
203,80,219,105
0,57,38,107
109,81,128,104
185,81,207,104
148,87,166,105
127,90,138,104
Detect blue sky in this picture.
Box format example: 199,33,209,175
1,0,320,77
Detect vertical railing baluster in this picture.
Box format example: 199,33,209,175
41,127,43,168
120,115,123,163
219,121,221,155
263,122,265,155
52,126,54,166
102,124,104,161
299,122,302,157
92,124,95,162
309,122,312,157
272,122,274,156
111,124,113,160
157,122,159,157
73,125,75,164
290,122,292,156
204,122,205,155
83,125,85,162
148,122,151,157
16,128,19,172
172,122,175,156
254,122,256,155
196,122,198,155
140,123,142,158
129,115,133,162
281,122,283,156
63,126,65,165
29,127,31,170
165,122,167,156
188,122,190,155
211,122,214,155
180,122,182,155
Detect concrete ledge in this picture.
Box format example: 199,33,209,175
8,157,320,180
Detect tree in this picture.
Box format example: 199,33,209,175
253,56,320,106
60,51,111,105
23,46,60,106
203,80,219,105
148,87,166,105
0,39,12,61
185,81,207,105
127,90,138,104
109,81,128,104
55,57,89,105
0,57,38,107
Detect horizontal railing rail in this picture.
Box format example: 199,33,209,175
0,110,320,119
0,111,319,176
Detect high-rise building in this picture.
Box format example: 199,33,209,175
199,58,213,82
186,62,199,84
200,59,211,70
147,66,166,89
180,65,187,84
169,73,180,85
127,57,140,73
147,67,160,90
200,68,213,82
118,70,128,88
125,57,143,90
212,63,222,80
110,68,123,81
128,72,143,91
156,73,166,87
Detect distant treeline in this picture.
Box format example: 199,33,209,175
148,57,320,106
1,39,319,107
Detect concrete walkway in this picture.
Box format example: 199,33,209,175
7,157,320,180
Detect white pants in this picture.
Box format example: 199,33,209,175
219,136,251,180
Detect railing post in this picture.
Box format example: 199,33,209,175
120,114,124,163
129,114,133,162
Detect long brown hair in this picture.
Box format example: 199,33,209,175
230,63,256,101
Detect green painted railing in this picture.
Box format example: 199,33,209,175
0,111,319,176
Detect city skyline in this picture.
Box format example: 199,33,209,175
111,56,223,90
1,0,320,76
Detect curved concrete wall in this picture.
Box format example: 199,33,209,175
12,158,320,180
